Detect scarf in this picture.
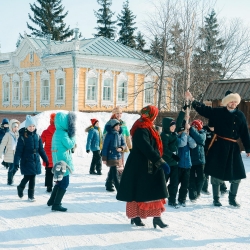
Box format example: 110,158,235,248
130,105,163,156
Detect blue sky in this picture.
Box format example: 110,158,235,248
0,0,250,53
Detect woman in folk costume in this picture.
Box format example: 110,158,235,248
41,113,56,192
116,105,170,229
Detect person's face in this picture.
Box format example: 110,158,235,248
113,124,120,131
27,125,36,132
170,124,176,132
95,121,99,127
12,125,19,133
227,101,238,110
115,112,122,120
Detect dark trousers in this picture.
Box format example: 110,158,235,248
55,175,69,191
165,165,179,203
202,174,228,192
45,167,54,187
19,175,36,190
90,150,102,172
189,164,205,200
7,163,17,185
106,166,119,190
178,167,190,202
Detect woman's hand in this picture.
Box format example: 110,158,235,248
116,147,123,152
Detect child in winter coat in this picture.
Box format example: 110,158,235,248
85,118,103,175
15,115,49,201
47,112,76,212
0,119,20,185
102,119,126,192
177,121,197,206
189,119,206,201
41,113,56,192
0,118,10,168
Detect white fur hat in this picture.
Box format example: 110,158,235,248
221,91,241,106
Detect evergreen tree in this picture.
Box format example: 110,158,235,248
193,10,225,82
150,35,163,59
94,0,116,39
27,0,73,41
117,0,137,48
135,31,146,51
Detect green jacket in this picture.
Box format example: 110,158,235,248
160,111,185,166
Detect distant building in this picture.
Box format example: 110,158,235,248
0,31,174,114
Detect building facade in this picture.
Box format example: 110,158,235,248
0,32,173,114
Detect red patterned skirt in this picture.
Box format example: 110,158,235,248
126,199,166,219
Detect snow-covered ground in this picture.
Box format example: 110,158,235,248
1,111,250,250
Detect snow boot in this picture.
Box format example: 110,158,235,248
105,181,115,192
47,185,59,206
168,200,180,209
51,188,67,212
153,217,168,229
46,186,52,193
28,189,36,202
229,183,240,207
17,185,25,198
212,185,222,206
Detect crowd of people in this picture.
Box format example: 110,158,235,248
0,89,249,229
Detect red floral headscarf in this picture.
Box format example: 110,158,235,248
130,105,163,156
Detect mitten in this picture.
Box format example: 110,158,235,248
182,103,190,110
86,150,90,153
161,162,170,175
172,153,180,162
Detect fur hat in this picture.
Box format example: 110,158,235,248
25,115,36,128
221,90,241,106
112,106,123,115
2,118,9,125
107,119,121,128
91,118,98,126
191,119,203,131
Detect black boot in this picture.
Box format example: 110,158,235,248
47,185,59,206
212,185,222,206
7,171,13,185
153,217,168,229
51,188,67,212
229,183,240,207
131,217,145,226
105,181,115,192
47,186,52,192
17,185,25,198
28,189,36,202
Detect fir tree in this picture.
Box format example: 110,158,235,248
94,0,116,39
117,0,137,48
135,31,146,51
150,35,163,59
27,0,73,41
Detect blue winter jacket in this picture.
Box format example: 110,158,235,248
178,132,197,168
52,112,76,176
102,125,125,162
14,128,48,175
189,127,206,165
86,126,101,151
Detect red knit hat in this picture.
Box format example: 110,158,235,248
91,119,98,126
50,113,56,125
191,119,203,131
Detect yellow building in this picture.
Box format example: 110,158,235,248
0,32,174,114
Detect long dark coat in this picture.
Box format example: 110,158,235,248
116,128,168,202
192,101,250,180
14,128,48,175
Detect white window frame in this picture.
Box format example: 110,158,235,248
101,70,113,108
55,69,65,107
22,72,30,107
143,75,154,106
116,72,128,106
85,69,98,107
12,73,20,107
2,74,10,107
40,70,50,107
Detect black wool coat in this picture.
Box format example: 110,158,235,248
192,101,250,180
14,128,48,175
116,128,168,202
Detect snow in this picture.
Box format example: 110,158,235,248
1,111,250,250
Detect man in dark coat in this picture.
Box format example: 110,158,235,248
186,90,250,207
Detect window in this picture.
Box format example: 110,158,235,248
41,79,49,102
23,80,30,102
144,82,153,104
87,77,97,101
118,81,127,102
3,82,10,102
56,78,64,101
103,79,112,101
13,81,20,102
